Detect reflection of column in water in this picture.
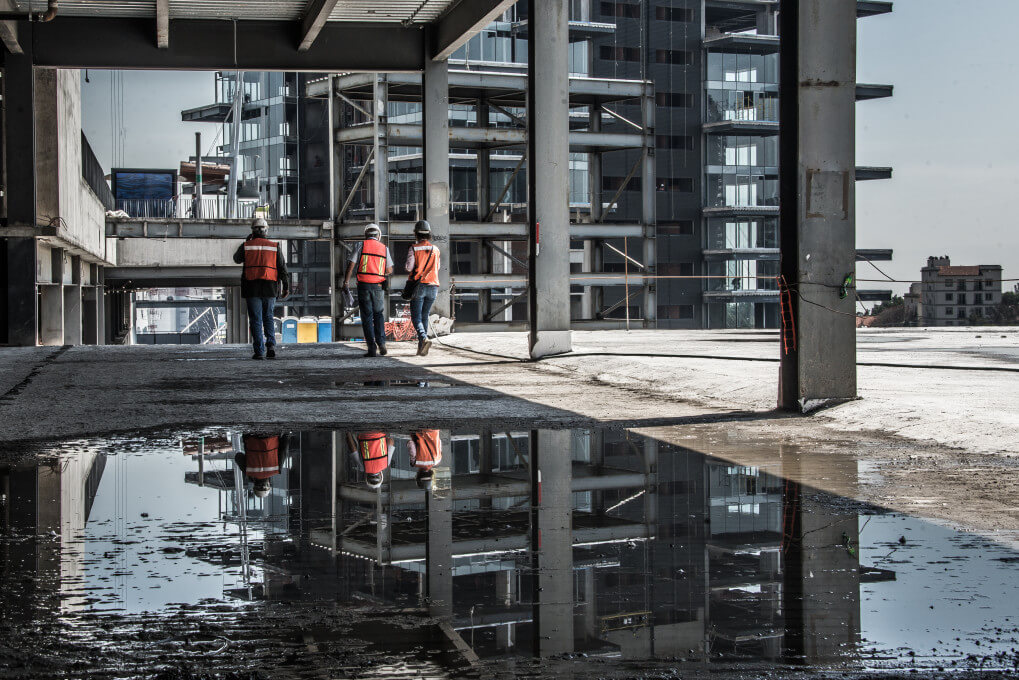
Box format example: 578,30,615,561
530,430,574,656
781,450,861,662
425,432,453,618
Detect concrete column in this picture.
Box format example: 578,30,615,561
94,268,106,345
778,0,857,410
373,75,391,320
641,82,657,328
526,0,572,358
423,47,452,318
39,248,64,345
62,285,82,345
476,99,491,220
225,286,248,345
426,431,453,618
530,429,574,656
3,43,39,346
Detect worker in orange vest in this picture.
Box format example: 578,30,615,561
342,224,394,358
236,432,291,498
404,220,441,356
408,429,442,491
355,431,394,489
232,217,289,360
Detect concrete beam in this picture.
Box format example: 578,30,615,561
298,0,341,52
334,221,646,240
24,18,424,71
779,0,858,410
527,0,571,358
106,218,332,240
106,265,241,288
432,0,516,61
155,0,168,49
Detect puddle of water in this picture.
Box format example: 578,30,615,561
2,427,1018,678
335,379,462,388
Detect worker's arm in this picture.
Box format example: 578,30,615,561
404,247,416,273
278,432,291,469
234,452,246,471
342,260,356,288
386,248,395,276
232,242,245,264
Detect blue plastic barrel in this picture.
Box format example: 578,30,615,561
317,316,333,343
281,316,298,344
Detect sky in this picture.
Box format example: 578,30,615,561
81,0,1019,296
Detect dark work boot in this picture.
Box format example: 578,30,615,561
364,343,377,358
377,344,388,356
266,346,277,359
252,352,265,360
417,338,431,356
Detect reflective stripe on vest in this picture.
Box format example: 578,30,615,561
357,238,387,284
358,432,389,475
411,429,441,468
243,238,279,282
243,435,280,480
412,242,440,286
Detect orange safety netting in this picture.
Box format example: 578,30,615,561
385,319,417,342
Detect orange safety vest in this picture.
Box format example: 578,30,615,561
357,238,388,284
242,435,280,480
410,241,440,286
411,429,442,469
357,432,389,475
243,237,279,281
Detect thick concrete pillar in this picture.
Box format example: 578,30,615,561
3,43,39,346
372,75,393,320
526,0,571,358
423,46,451,318
530,430,574,656
778,0,857,410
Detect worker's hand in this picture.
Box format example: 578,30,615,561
279,290,291,301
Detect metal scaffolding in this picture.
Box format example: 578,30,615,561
312,65,658,338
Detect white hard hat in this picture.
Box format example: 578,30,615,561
252,217,268,231
365,472,384,489
364,223,381,238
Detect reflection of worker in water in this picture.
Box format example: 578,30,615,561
409,429,442,491
356,431,394,489
236,433,291,498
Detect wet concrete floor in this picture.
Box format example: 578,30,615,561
2,424,1017,679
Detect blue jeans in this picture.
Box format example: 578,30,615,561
357,283,387,348
410,284,438,340
245,296,276,355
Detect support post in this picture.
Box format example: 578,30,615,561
641,82,657,327
426,431,453,618
3,43,39,346
372,75,391,318
778,0,857,410
526,0,571,358
225,286,247,345
422,45,451,318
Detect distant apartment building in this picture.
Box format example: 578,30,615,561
904,257,1002,326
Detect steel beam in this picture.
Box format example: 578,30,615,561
334,221,646,241
24,18,424,71
432,0,516,61
527,0,571,358
423,44,451,317
779,0,858,411
105,218,333,240
337,123,642,151
0,19,20,54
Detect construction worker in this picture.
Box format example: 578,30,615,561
408,429,442,491
355,430,394,489
404,220,441,356
342,223,393,358
236,432,291,498
232,217,289,360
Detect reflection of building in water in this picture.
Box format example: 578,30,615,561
0,447,107,617
269,429,865,662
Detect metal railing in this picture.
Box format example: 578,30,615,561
113,196,285,220
81,133,115,210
